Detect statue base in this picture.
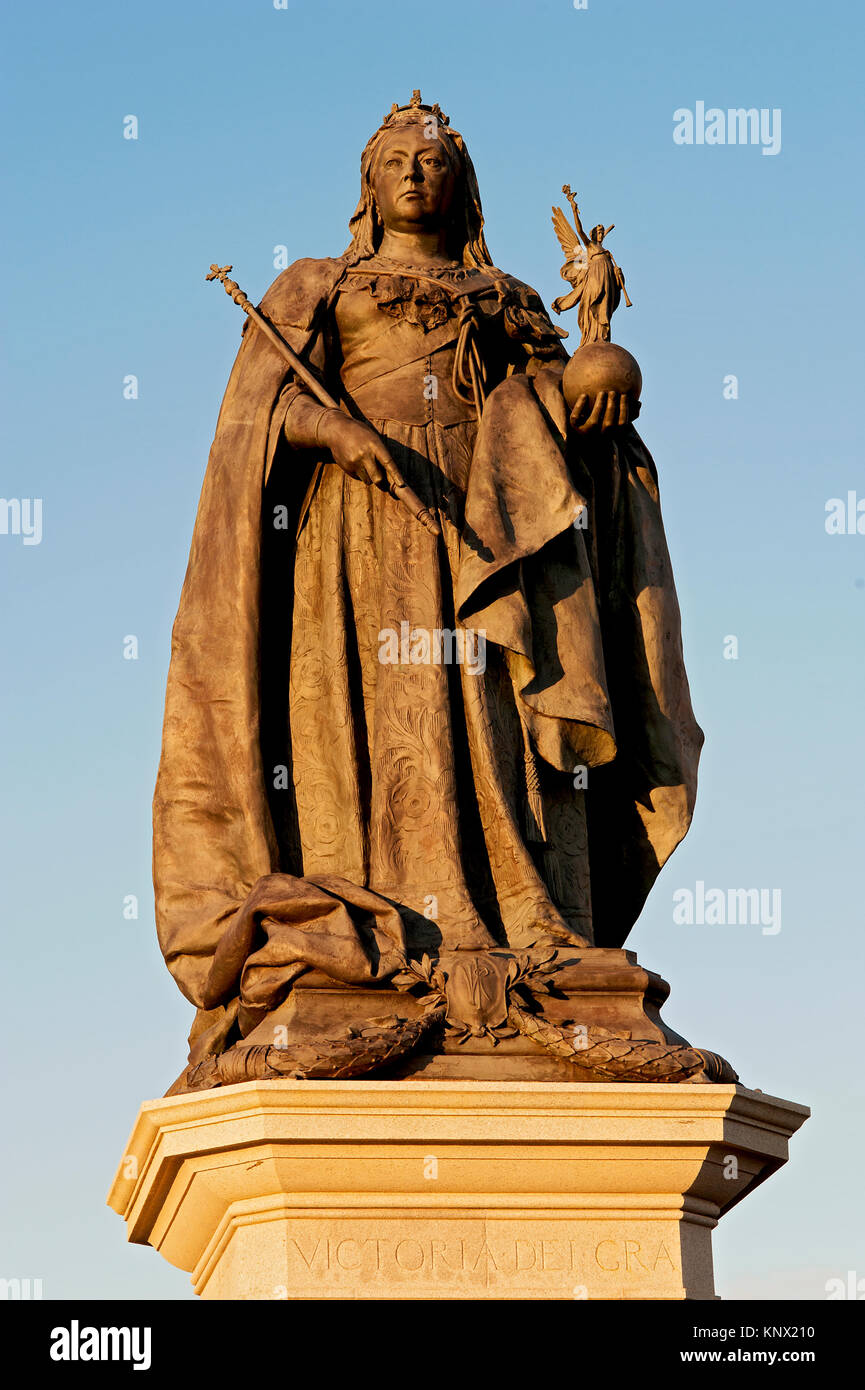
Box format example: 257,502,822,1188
108,1080,808,1300
205,948,731,1086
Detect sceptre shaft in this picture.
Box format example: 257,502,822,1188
206,264,439,535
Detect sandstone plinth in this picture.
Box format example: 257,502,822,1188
108,1080,808,1300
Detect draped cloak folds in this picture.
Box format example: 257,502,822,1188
153,255,703,1063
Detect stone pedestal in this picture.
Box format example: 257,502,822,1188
108,1080,808,1300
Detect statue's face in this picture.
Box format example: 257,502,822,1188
371,125,457,234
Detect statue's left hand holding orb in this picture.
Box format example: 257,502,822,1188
569,390,641,435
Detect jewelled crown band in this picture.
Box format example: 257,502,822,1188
381,89,450,128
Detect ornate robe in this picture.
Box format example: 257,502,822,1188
153,253,703,1062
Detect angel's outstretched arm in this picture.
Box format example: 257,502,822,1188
564,188,591,249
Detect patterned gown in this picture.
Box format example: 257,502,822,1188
284,259,594,954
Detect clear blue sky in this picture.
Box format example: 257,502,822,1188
1,0,863,1300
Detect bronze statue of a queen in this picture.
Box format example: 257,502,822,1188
153,93,703,1080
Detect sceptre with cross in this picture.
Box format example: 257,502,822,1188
206,263,439,535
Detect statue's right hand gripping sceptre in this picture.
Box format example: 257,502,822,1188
206,264,439,536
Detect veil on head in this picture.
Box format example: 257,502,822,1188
345,92,493,269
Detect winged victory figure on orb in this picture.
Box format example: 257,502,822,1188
551,183,631,345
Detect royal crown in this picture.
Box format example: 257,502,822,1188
382,89,450,127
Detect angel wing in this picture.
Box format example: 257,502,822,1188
552,205,588,284
551,205,580,258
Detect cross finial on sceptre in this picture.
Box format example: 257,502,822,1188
206,263,253,314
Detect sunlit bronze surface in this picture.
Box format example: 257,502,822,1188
153,94,720,1092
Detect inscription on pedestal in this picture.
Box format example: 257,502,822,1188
262,1220,684,1300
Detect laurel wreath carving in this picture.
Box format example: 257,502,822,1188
176,948,737,1091
180,1009,445,1091
390,949,737,1082
505,1003,738,1083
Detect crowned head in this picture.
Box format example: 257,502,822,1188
346,91,493,268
